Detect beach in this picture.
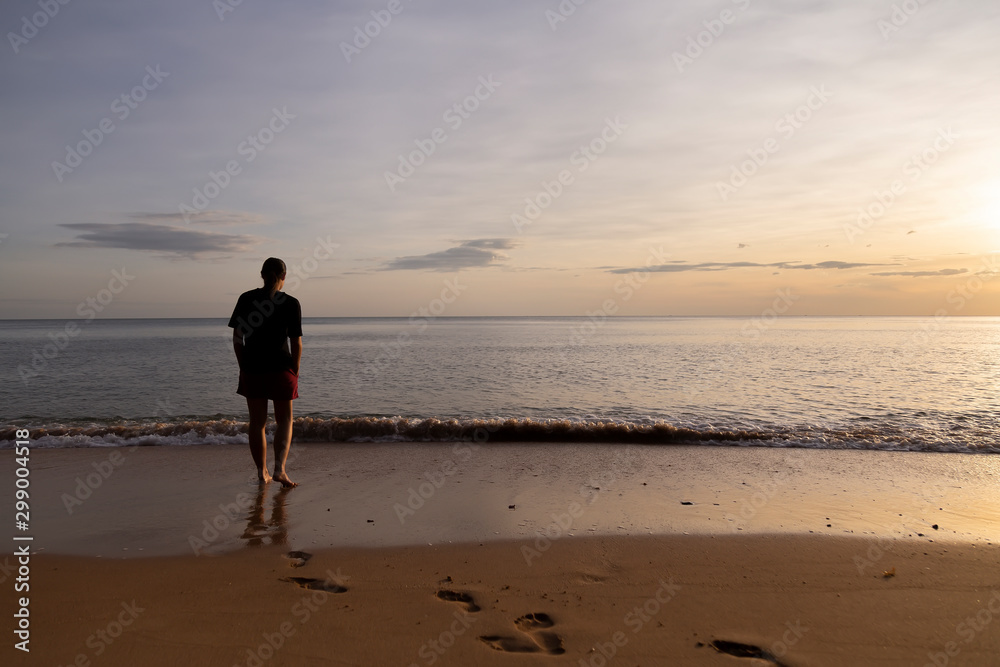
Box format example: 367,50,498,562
6,0,1000,660
6,443,1000,665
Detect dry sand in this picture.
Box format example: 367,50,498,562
4,443,1000,665
12,536,1000,666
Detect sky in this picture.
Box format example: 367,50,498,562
1,0,999,318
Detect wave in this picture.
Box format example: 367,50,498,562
0,417,766,448
1,416,997,452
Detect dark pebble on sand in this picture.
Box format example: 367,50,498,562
367,519,374,523
508,505,515,509
680,501,694,505
933,524,939,530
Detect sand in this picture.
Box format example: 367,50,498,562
4,443,1000,665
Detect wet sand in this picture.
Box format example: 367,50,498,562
4,443,1000,665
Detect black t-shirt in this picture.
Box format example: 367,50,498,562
228,288,302,374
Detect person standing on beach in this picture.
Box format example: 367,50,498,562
228,258,302,487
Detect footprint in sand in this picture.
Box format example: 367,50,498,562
281,576,348,593
710,639,786,666
436,589,481,613
479,612,565,656
283,550,312,568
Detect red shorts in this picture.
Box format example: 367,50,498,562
237,369,299,400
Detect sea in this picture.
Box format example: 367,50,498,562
1,316,998,452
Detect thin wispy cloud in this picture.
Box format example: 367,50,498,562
56,223,260,258
871,268,968,277
1,0,997,316
130,211,267,226
380,239,517,271
609,260,893,274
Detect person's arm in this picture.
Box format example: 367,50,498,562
232,331,244,369
228,293,247,369
289,336,302,374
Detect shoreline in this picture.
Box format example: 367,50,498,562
8,415,1000,453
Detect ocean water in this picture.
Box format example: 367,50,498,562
1,316,998,451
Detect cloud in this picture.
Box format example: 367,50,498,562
380,239,516,271
56,223,261,258
870,268,968,277
794,261,888,270
608,260,892,274
129,210,266,226
460,239,517,250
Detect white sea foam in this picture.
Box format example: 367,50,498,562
2,415,997,453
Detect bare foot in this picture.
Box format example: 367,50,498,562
273,472,298,488
258,470,272,484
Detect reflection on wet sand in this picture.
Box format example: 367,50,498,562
242,483,292,548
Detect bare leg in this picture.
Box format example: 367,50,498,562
246,397,271,483
272,399,297,487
